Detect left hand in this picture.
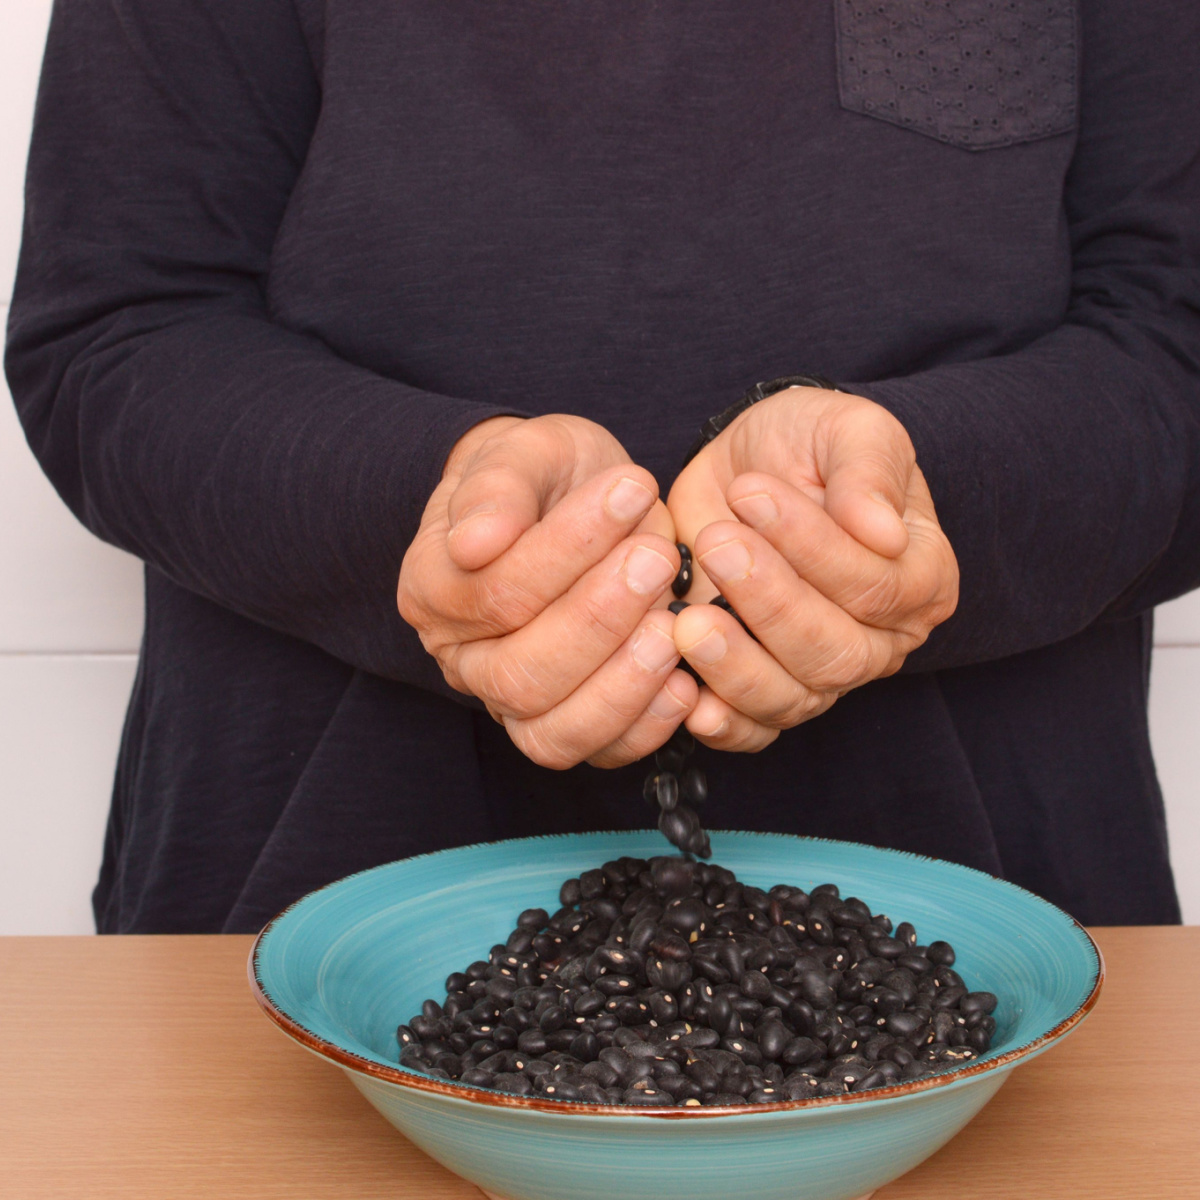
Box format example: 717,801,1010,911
665,385,959,752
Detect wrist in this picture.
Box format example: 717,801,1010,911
683,374,839,468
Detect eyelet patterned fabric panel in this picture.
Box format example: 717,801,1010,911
834,0,1077,150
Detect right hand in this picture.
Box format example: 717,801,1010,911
398,414,699,769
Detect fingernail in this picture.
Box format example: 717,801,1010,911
648,684,688,719
684,628,727,665
449,502,496,532
697,713,730,738
699,539,753,582
606,477,655,522
731,492,779,527
631,624,678,673
625,545,676,596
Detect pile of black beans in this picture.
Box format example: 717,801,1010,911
396,855,998,1107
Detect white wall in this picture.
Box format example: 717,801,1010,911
1,1,1196,932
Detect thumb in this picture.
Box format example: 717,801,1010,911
446,437,561,570
819,405,914,559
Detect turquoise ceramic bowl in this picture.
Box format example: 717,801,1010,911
250,832,1102,1200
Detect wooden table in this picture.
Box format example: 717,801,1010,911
2,930,1197,1198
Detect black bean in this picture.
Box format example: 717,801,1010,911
621,1085,673,1106
569,1032,599,1061
662,897,707,939
961,991,999,1017
399,1046,429,1071
931,1011,956,1046
881,969,918,1006
672,544,694,598
778,1034,820,1067
682,1058,720,1093
780,1073,820,1100
516,908,549,934
680,766,708,806
933,984,967,1011
935,966,966,990
657,806,694,848
539,1006,568,1033
721,1036,763,1066
967,1013,997,1037
492,1026,518,1049
966,1027,992,1052
654,772,680,813
756,1019,790,1061
794,970,837,1011
855,1068,894,1092
650,856,694,897
493,1072,533,1096
649,932,692,963
884,1010,929,1040
646,958,690,991
459,1067,495,1088
409,1014,447,1040
868,937,906,960
926,940,956,967
782,1000,816,1038
580,1059,620,1090
865,987,905,1017
573,989,605,1017
515,1028,550,1056
741,970,773,1002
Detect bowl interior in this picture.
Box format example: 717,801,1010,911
253,830,1099,1087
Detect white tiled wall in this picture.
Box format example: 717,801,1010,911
1,2,1196,932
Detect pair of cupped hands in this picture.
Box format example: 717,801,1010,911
398,386,959,770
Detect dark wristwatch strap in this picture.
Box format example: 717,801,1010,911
682,373,839,468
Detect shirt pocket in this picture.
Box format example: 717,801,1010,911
834,0,1078,151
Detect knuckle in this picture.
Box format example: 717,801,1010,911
477,573,545,631
814,635,878,692
744,583,795,639
765,687,827,730
724,723,781,754
477,652,550,719
587,732,641,770
845,567,904,625
573,588,636,647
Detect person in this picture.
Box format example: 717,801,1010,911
6,0,1197,933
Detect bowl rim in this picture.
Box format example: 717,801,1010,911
248,830,1105,1120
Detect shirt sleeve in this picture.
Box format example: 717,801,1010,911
853,0,1200,673
4,0,515,694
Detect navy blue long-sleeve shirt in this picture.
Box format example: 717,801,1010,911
6,0,1198,931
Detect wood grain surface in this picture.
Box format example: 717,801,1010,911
1,929,1197,1199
